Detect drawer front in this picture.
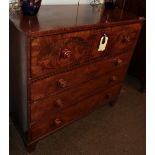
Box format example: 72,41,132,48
30,52,132,101
31,28,111,78
110,23,141,54
30,67,127,123
31,34,63,78
92,23,141,58
31,84,122,140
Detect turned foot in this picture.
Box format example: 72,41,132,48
26,142,38,153
109,100,117,107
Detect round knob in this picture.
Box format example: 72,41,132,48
57,79,67,88
109,75,117,82
105,93,111,99
53,118,62,127
55,99,63,109
61,49,71,59
122,36,130,43
114,58,123,66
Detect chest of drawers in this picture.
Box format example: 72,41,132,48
9,5,144,152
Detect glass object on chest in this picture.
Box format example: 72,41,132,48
20,0,42,16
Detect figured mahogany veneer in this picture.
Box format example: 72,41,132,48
31,67,127,123
31,24,139,78
9,5,144,152
31,84,122,140
30,52,132,101
30,28,111,77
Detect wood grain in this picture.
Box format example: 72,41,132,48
30,67,128,123
9,5,143,152
30,84,122,140
30,23,140,78
30,28,112,78
30,52,132,101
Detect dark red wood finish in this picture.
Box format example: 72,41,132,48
9,5,144,152
30,67,128,123
10,5,143,37
117,0,146,92
31,84,122,140
30,23,139,78
30,52,132,101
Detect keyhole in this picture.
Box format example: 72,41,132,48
102,36,105,44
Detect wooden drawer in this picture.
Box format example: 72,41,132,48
92,23,141,58
30,24,140,78
30,67,127,123
30,84,122,140
110,23,141,54
31,28,111,78
30,52,132,101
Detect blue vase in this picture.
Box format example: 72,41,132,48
105,0,116,9
21,0,42,16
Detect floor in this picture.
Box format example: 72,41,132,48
9,75,146,155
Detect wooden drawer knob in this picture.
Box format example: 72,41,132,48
61,48,71,59
57,79,67,88
105,93,111,99
53,118,62,127
122,36,130,43
109,75,117,82
55,99,64,109
114,58,123,66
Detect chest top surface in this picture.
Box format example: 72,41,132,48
9,5,143,37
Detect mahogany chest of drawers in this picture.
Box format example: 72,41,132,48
9,5,144,152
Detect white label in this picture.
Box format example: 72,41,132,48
99,0,105,4
98,34,108,52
